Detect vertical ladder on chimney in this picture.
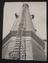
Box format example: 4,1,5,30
8,22,26,60
8,4,27,60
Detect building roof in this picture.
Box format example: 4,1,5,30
2,31,45,49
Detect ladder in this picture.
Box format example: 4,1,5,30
8,24,26,60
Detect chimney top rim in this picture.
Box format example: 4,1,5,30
22,4,29,8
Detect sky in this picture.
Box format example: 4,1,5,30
3,2,47,40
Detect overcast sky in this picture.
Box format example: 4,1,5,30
3,2,47,40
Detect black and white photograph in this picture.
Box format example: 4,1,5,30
2,2,47,61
